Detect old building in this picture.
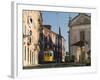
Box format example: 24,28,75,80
69,13,91,64
22,10,43,67
39,25,65,63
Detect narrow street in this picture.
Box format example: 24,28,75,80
22,11,91,69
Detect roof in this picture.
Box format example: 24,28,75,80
69,13,91,27
43,25,65,40
42,25,52,30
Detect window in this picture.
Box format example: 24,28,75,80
38,18,41,25
27,16,35,28
80,31,85,41
29,37,31,44
30,30,32,35
27,16,33,24
27,47,29,62
32,52,33,64
25,46,26,60
30,50,31,64
27,37,31,45
30,17,33,23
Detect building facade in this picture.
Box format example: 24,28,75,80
39,25,65,63
22,10,42,66
69,13,91,64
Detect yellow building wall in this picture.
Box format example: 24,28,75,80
22,10,42,66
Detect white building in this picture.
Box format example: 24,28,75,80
69,13,91,63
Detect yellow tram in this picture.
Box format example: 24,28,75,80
44,50,54,62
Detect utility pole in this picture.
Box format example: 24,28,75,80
68,15,71,54
68,14,71,62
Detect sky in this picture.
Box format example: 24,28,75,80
41,11,78,52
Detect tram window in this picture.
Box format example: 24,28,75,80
47,53,49,56
49,53,52,56
45,53,47,56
